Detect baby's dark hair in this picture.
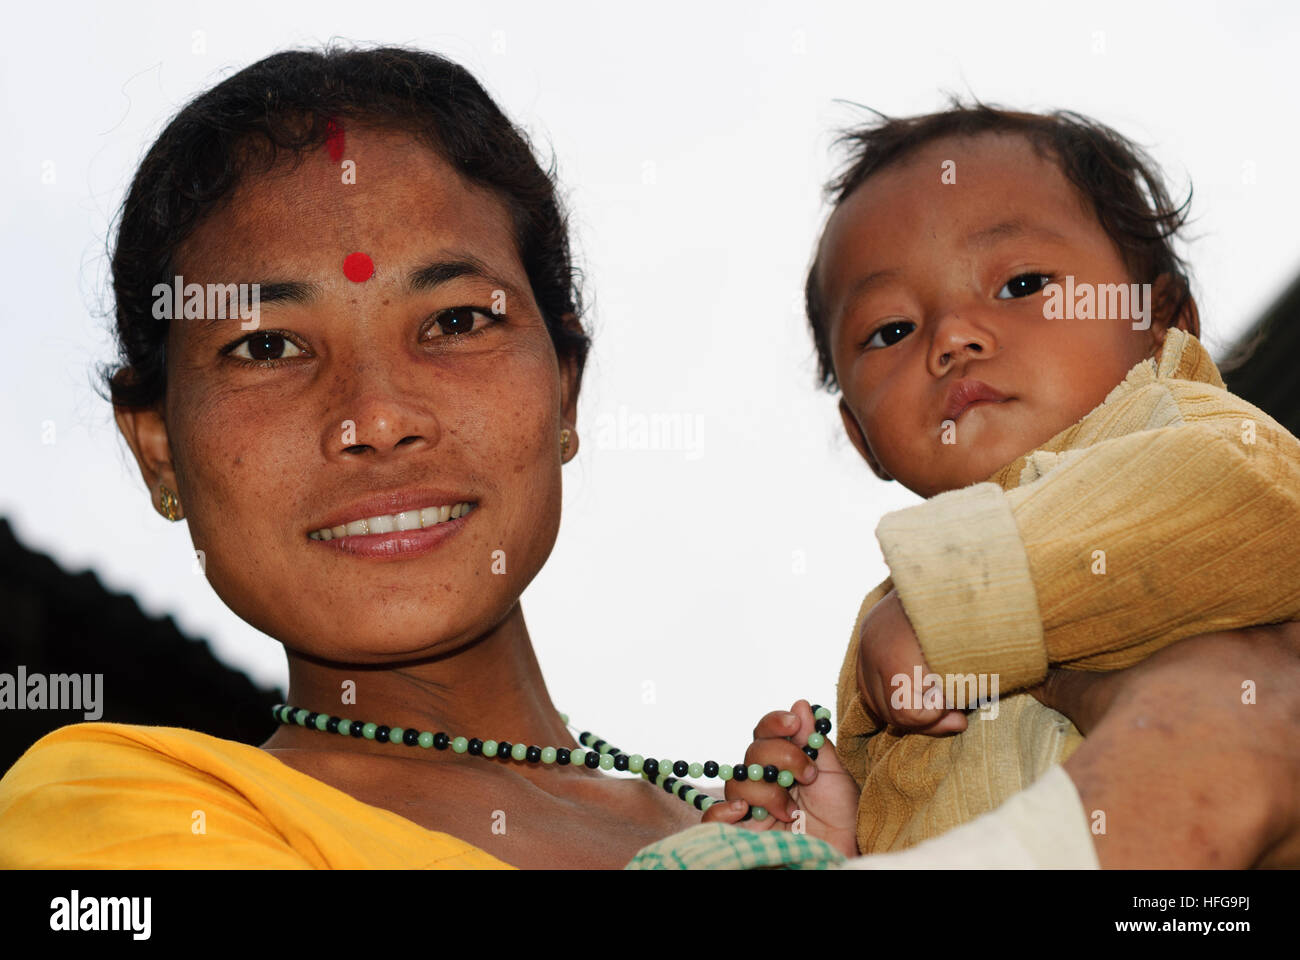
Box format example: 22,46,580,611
804,98,1195,393
98,44,589,410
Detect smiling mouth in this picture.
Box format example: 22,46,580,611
308,502,476,540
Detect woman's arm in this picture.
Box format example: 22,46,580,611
1030,619,1300,868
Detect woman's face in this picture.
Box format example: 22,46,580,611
119,126,578,662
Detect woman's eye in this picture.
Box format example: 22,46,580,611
864,320,915,350
428,307,495,337
228,332,303,362
996,273,1052,300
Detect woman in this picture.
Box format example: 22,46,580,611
0,46,1296,869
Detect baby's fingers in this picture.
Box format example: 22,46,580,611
700,799,751,825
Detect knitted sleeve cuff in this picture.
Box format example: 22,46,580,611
875,482,1047,691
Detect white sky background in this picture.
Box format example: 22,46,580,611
2,1,1297,764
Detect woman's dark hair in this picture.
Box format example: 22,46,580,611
99,45,589,409
805,98,1196,392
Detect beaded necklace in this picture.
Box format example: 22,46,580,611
272,703,832,821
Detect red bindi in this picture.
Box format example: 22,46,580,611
342,252,374,283
325,118,345,163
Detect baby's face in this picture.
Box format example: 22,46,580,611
819,132,1167,497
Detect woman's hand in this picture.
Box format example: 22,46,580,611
1028,621,1300,868
701,699,861,858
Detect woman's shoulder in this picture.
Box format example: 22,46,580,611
1,720,270,790
0,721,315,868
0,722,515,869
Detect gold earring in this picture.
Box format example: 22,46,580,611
560,428,572,458
159,484,180,522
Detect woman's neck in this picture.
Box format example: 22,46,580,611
260,603,574,754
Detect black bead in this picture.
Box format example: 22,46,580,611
662,777,677,793
326,716,341,734
526,745,541,763
740,808,753,822
733,763,748,782
673,760,689,778
814,717,832,735
643,758,659,779
433,732,450,750
349,721,365,738
614,754,629,771
497,740,512,759
584,750,600,769
578,731,592,745
802,745,819,761
304,712,319,728
763,764,779,783
402,728,420,746
468,738,483,756
693,793,707,810
703,761,719,778
591,738,606,751
375,725,390,743
556,747,571,765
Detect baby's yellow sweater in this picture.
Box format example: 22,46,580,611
835,327,1300,854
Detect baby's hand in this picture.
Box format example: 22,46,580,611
855,589,967,735
701,699,859,858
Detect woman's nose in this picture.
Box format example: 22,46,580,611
322,362,443,458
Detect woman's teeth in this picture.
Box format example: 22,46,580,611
308,502,476,540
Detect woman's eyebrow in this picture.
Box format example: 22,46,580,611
407,255,515,296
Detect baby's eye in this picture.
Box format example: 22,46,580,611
996,273,1052,300
428,306,496,337
864,320,915,350
229,332,303,362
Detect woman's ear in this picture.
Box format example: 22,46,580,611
113,402,182,518
556,313,583,453
837,397,893,482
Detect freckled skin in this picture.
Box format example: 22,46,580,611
113,128,699,866
820,133,1196,497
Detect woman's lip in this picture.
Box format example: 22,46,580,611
309,510,471,559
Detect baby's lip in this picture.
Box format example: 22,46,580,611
942,378,1011,423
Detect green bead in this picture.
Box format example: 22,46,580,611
388,726,403,743
362,722,378,739
314,714,329,731
599,753,614,770
719,764,733,781
807,732,826,749
777,770,795,788
511,743,527,761
452,736,469,754
700,796,716,811
559,712,569,724
571,749,585,765
660,758,672,775
683,788,698,803
688,762,703,779
419,731,435,749
814,706,831,721
747,763,764,782
337,719,352,735
481,739,498,757
295,710,308,726
751,806,769,821
628,754,644,773
540,746,556,764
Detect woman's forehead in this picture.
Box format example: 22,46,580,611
175,126,520,282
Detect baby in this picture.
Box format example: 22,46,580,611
704,101,1300,857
